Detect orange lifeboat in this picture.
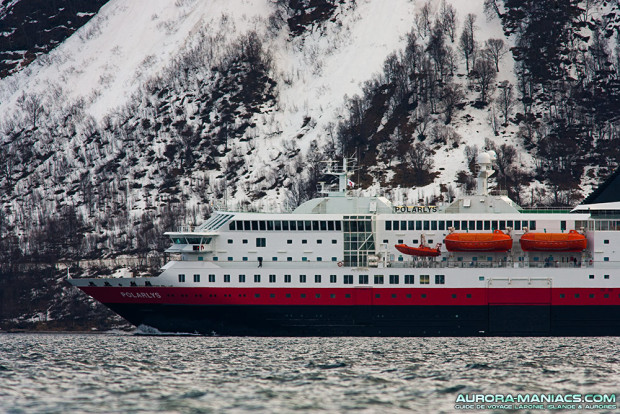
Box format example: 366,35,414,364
444,230,513,252
395,243,441,257
520,230,587,252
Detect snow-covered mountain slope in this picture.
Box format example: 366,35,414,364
0,0,618,263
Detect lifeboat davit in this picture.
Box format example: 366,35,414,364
444,230,513,252
519,229,587,252
395,243,441,257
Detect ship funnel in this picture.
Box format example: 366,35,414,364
476,151,496,195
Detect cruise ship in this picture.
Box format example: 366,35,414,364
69,152,620,335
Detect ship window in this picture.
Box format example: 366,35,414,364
604,257,610,261
344,275,353,284
244,221,251,231
320,221,327,231
575,294,580,298
484,221,490,230
506,220,513,229
420,275,430,284
284,274,291,283
302,240,307,244
209,274,215,282
446,220,452,228
454,221,461,230
302,257,308,262
604,275,609,279
239,275,246,283
229,222,236,230
405,275,414,284
330,275,337,283
492,220,498,230
228,257,233,261
259,221,266,231
266,221,274,231
224,274,230,283
461,221,467,230
589,294,595,298
604,294,609,298
499,221,506,230
560,220,566,231
332,257,337,262
392,221,399,231
272,257,278,261
312,221,319,230
421,294,427,298
374,275,384,284
479,276,484,281
301,294,306,298
475,221,482,230
300,274,306,283
406,294,412,298
252,221,258,230
317,239,322,244
287,240,292,244
282,221,289,231
398,239,403,244
274,221,282,231
269,274,276,283
589,274,594,279
416,220,422,230
227,239,233,244
359,275,369,284
424,221,430,230
242,257,248,261
431,221,437,230
328,221,335,231
256,238,266,247
270,294,275,298
330,294,336,299
315,274,322,283
452,294,457,298
604,239,609,244
389,275,399,284
335,221,342,231
398,256,403,262
515,221,521,230
332,239,337,244
287,257,292,262
466,294,472,298
435,275,445,284
254,274,261,283
317,257,323,261
345,294,351,298
255,294,260,298
305,221,311,230
296,220,303,230
242,239,248,244
286,293,291,298
178,274,186,283
315,294,321,298
439,221,445,231
194,274,200,283
560,293,565,299
289,221,296,230
529,221,536,230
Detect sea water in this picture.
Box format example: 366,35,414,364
0,333,618,413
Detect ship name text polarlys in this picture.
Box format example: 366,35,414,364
393,205,438,213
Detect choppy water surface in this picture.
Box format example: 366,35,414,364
0,334,618,413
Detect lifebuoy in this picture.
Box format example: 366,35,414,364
337,261,343,267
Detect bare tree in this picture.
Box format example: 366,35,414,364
484,38,507,72
17,92,45,129
496,80,515,125
483,0,502,19
415,1,433,39
459,14,477,73
472,58,496,103
442,82,464,124
439,0,458,43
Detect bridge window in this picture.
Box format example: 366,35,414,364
514,221,521,230
530,221,536,230
439,221,445,230
431,221,437,230
416,220,422,230
454,221,461,230
259,221,266,231
282,221,289,231
392,221,399,231
484,221,490,230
